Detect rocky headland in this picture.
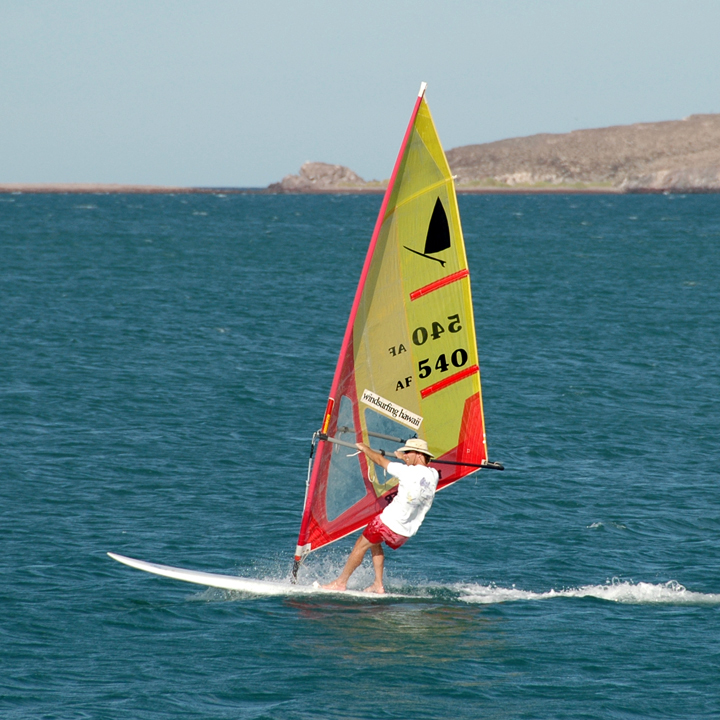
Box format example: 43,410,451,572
269,114,720,194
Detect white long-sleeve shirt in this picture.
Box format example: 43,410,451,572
379,462,439,537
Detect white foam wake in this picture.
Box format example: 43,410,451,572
453,578,720,606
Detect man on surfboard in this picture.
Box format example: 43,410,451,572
323,438,439,594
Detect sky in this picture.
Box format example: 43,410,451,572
1,0,719,187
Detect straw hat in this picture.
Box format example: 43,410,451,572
398,438,434,458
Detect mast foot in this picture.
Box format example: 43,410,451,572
291,559,301,584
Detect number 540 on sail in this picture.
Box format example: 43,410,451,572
418,348,469,379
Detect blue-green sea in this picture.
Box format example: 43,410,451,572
2,192,719,719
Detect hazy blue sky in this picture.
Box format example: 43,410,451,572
1,1,719,187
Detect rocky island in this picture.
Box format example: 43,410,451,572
265,162,386,194
268,114,720,194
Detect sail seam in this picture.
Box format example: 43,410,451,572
383,177,453,222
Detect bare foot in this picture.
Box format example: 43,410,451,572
322,580,347,591
364,583,385,594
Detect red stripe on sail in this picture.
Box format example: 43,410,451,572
420,365,479,398
409,269,469,301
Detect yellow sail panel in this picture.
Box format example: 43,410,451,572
295,90,489,559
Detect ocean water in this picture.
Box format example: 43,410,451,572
1,192,719,719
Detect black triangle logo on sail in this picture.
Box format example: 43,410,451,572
404,197,451,267
425,198,451,254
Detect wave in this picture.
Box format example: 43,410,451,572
448,578,720,606
189,572,720,606
283,560,720,606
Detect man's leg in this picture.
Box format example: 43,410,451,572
365,544,385,594
322,534,378,591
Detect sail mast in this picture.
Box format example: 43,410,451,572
294,85,428,565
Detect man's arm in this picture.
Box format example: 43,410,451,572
356,442,396,470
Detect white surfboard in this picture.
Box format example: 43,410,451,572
107,552,409,599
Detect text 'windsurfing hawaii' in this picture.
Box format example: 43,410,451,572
360,389,423,429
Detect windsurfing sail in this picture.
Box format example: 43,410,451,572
294,83,500,571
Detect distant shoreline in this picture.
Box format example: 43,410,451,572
0,183,261,195
3,182,711,196
6,113,720,196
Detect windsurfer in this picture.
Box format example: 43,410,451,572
322,438,439,594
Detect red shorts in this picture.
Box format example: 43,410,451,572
363,515,409,550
